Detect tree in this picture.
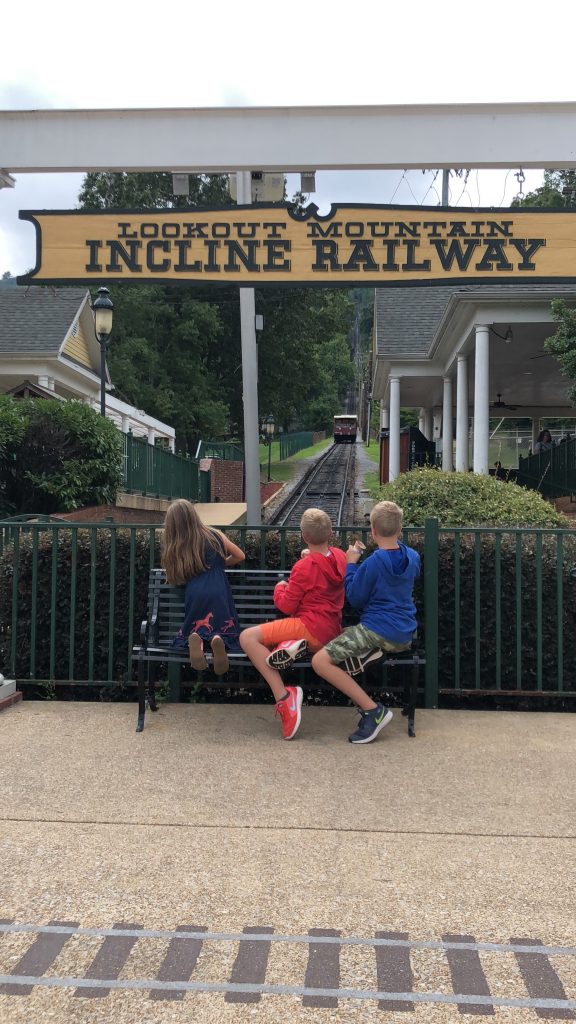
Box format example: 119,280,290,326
0,397,123,514
513,169,576,208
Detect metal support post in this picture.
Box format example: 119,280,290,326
237,171,261,525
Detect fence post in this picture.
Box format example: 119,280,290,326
423,516,439,708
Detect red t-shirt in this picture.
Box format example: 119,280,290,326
273,547,347,645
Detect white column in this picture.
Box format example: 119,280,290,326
442,376,453,471
455,354,469,472
473,325,490,475
121,415,130,433
418,408,425,434
531,418,540,452
147,427,155,445
389,377,401,481
423,408,433,440
380,402,389,430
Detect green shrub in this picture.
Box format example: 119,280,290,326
373,467,570,527
0,396,123,515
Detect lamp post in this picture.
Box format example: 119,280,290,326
92,286,114,417
265,414,275,481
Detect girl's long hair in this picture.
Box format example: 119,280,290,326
161,499,226,584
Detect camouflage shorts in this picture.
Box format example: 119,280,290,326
324,623,411,665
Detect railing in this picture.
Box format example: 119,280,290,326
196,440,245,461
517,437,576,498
123,433,200,501
279,432,314,460
1,519,575,703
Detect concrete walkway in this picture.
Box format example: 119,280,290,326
1,701,575,1022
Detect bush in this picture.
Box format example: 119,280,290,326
0,528,160,683
373,467,570,527
0,396,123,514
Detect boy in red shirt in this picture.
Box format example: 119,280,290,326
239,508,346,740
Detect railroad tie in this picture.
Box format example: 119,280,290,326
442,932,494,1016
0,919,79,997
149,924,207,1001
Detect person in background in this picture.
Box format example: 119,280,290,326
533,429,553,453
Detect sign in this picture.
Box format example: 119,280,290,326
17,204,576,287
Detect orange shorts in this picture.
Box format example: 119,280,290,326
259,617,322,652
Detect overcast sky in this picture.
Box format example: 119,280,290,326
3,0,576,275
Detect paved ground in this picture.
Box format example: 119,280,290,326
1,701,575,1022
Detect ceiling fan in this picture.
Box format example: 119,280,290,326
490,393,521,411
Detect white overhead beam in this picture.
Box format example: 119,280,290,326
3,103,576,173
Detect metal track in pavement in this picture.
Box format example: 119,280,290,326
270,443,356,527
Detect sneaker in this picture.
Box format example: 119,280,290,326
210,635,229,675
341,648,383,677
188,632,208,672
266,639,308,669
274,685,303,740
348,704,393,744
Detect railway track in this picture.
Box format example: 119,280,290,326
270,443,356,527
1,919,575,1013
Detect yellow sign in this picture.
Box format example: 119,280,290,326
17,204,576,286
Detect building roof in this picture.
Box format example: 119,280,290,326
0,287,88,355
375,283,576,359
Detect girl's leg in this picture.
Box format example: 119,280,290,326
311,649,377,712
240,626,289,702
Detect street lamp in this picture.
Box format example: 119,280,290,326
264,414,275,481
92,286,114,417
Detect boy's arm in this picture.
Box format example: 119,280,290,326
344,555,379,610
273,561,308,614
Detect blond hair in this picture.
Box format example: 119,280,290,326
300,507,332,546
370,500,403,538
161,499,226,584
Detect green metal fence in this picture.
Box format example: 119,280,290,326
279,431,314,460
196,440,245,461
517,438,576,498
123,433,200,501
1,519,575,703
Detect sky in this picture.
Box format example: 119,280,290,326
2,0,576,275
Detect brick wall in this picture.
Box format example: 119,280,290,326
209,459,244,503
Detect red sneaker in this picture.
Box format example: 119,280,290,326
275,685,303,740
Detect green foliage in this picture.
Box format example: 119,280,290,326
0,528,160,682
0,396,123,514
513,169,576,208
541,299,576,406
373,467,569,527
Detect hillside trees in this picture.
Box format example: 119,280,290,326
78,173,355,450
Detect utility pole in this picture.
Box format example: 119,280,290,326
236,172,261,525
442,169,450,205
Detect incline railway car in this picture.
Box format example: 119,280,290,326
333,414,358,444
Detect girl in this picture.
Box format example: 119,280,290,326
162,499,245,674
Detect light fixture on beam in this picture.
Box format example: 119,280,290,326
491,325,514,343
300,170,316,193
172,173,190,196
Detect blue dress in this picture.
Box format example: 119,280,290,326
171,542,242,652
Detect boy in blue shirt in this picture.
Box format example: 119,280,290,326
311,500,420,744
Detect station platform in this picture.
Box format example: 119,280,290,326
0,702,574,1021
195,502,247,526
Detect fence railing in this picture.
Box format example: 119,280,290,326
196,440,245,461
1,519,575,703
517,437,576,498
123,433,200,501
279,432,314,460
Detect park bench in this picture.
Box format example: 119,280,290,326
134,567,425,737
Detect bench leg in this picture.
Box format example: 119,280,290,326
148,662,158,712
406,658,419,737
136,653,146,732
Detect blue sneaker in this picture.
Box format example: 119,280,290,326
348,704,393,744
